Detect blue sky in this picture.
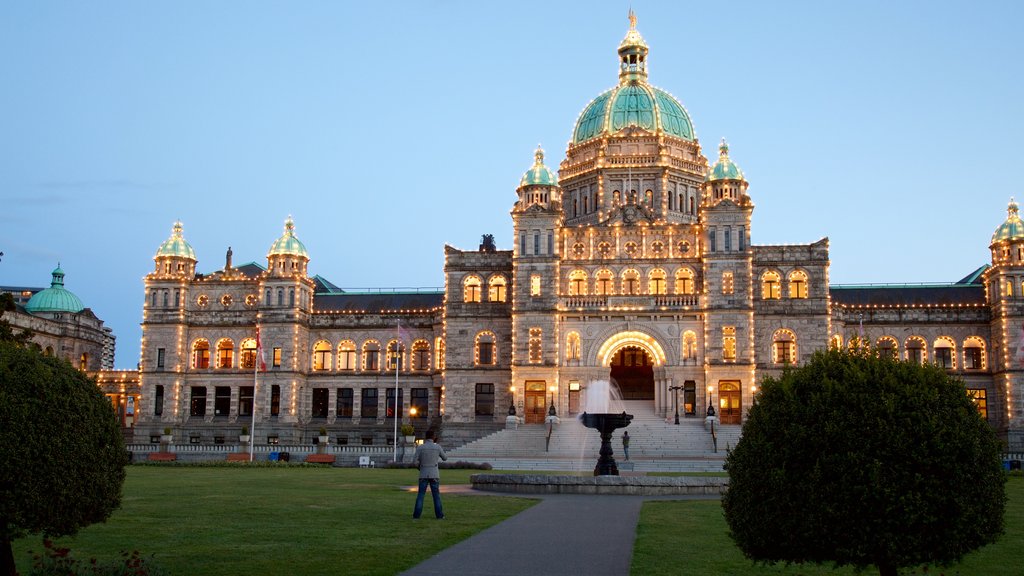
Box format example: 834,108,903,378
1,1,1021,368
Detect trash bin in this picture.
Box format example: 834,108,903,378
279,452,290,462
268,452,279,462
1011,460,1022,471
1004,460,1012,471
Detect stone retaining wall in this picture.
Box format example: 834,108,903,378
470,473,728,496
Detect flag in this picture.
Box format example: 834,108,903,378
256,326,267,372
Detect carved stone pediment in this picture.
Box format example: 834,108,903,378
603,203,654,226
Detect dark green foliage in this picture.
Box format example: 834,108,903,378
723,348,1006,575
0,341,128,575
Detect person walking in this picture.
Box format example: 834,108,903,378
622,431,630,461
412,430,447,519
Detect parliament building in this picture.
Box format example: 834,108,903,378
132,17,1023,452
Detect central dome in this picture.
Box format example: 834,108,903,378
571,14,695,145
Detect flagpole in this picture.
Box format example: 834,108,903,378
393,319,400,463
250,325,262,462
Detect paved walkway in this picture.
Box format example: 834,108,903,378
400,486,716,576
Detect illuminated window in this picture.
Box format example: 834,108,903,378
674,267,695,295
240,338,257,369
830,334,843,349
488,275,508,302
877,336,898,360
967,388,988,420
722,271,734,295
762,271,781,300
682,331,697,363
772,330,796,365
216,339,234,369
569,270,588,296
963,337,986,370
622,269,640,295
411,388,428,418
272,347,282,368
528,328,543,363
412,340,430,371
648,268,667,295
596,269,614,295
192,340,210,369
933,337,955,369
386,340,404,371
312,340,332,371
475,332,496,366
723,326,736,361
566,332,581,361
362,340,380,371
1006,280,1014,298
435,337,446,370
530,275,542,296
906,337,926,364
79,352,89,370
463,275,482,303
788,270,808,299
337,341,356,371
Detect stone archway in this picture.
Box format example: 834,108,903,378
595,331,666,401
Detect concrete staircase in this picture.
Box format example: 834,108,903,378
446,401,741,473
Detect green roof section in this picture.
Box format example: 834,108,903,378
519,146,559,188
268,216,309,258
992,198,1024,244
707,138,745,182
25,265,85,314
154,220,197,260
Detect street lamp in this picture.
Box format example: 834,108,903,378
667,384,683,425
548,386,557,416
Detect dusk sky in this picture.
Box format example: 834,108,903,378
2,1,1021,368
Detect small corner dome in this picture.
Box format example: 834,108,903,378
706,139,745,182
268,216,309,258
992,198,1024,244
155,220,197,260
519,146,559,188
25,265,85,314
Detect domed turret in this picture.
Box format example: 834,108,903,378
515,146,560,210
155,221,196,260
268,216,308,258
707,139,745,182
992,198,1024,244
704,139,750,206
25,265,85,314
519,146,558,188
571,12,695,145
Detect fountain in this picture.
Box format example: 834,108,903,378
577,380,632,476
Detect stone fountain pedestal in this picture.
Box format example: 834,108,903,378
580,411,633,476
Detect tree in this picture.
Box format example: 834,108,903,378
723,348,1006,576
0,340,128,576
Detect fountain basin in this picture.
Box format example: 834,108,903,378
579,411,633,476
471,473,728,496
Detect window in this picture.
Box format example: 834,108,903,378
724,226,732,251
709,227,716,252
361,388,379,419
363,341,380,371
964,337,985,370
476,332,496,366
313,341,332,371
682,331,697,363
154,385,164,416
675,268,695,295
723,326,736,361
488,275,508,302
906,337,925,364
336,388,353,418
338,341,356,370
622,269,640,295
190,386,206,416
934,337,955,369
156,348,165,370
475,383,495,418
683,381,696,415
435,337,446,370
788,270,808,299
528,328,543,363
569,270,588,296
214,386,231,416
386,340,404,371
530,275,542,296
566,332,581,361
312,388,329,418
192,340,210,369
877,337,898,360
240,338,257,369
412,340,430,371
738,226,745,251
773,330,796,365
648,269,667,295
520,233,526,256
463,275,482,303
533,233,540,255
967,388,988,420
596,269,614,295
411,388,428,419
762,271,781,300
272,347,282,368
238,386,254,417
722,271,734,295
216,339,234,369
385,388,403,418
270,385,281,416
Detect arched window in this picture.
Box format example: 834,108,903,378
674,267,695,295
621,269,640,295
877,336,898,360
933,337,955,369
528,328,543,363
362,340,380,371
566,332,581,362
475,331,496,366
682,331,697,363
192,339,210,369
463,275,482,303
337,340,356,371
312,340,332,371
595,269,615,295
216,338,234,369
830,334,843,350
387,340,405,371
435,337,446,370
79,352,89,370
44,346,54,357
772,330,796,365
648,268,667,295
905,336,926,364
569,270,588,296
963,336,986,370
788,270,808,299
240,338,257,369
488,275,508,302
761,271,781,300
412,340,430,371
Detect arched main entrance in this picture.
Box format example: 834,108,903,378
609,346,654,400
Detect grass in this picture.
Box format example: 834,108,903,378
12,466,535,576
632,475,1024,576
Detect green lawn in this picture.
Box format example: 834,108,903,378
632,476,1024,576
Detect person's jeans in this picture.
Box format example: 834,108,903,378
413,478,443,518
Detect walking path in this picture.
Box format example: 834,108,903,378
399,485,717,576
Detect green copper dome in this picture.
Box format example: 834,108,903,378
25,265,85,314
992,198,1024,244
571,15,695,145
707,139,745,182
155,221,197,260
268,216,308,258
519,146,558,187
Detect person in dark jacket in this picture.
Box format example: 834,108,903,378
412,430,447,519
622,431,630,460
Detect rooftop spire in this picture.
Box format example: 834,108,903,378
618,10,649,83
